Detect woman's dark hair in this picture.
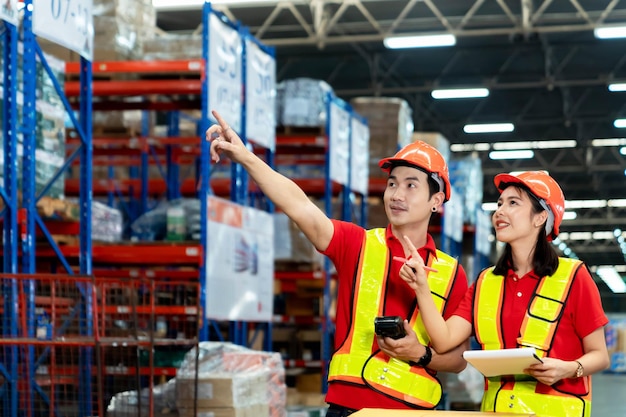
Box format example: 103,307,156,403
389,161,440,199
492,185,560,277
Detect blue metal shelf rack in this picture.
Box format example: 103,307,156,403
1,1,94,416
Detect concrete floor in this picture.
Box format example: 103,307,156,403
591,372,626,417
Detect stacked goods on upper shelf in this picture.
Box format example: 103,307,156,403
39,0,157,62
276,78,334,128
350,97,413,180
0,48,66,198
144,34,202,61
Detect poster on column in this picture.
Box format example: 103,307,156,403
205,196,274,322
328,99,350,186
245,38,276,151
350,116,369,195
1,0,18,26
33,0,94,60
208,13,242,133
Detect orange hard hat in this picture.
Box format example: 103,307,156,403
494,171,565,241
378,141,451,201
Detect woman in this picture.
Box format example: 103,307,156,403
399,171,610,417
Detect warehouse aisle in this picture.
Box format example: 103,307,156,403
592,373,626,417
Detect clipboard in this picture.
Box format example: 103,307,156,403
463,347,543,377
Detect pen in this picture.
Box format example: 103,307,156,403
393,256,439,273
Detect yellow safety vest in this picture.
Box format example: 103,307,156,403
474,258,592,417
328,228,459,409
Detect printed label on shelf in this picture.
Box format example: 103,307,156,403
33,0,94,61
105,365,129,375
117,306,130,314
0,0,19,26
184,307,198,316
186,247,200,257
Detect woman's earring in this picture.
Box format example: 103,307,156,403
432,207,437,212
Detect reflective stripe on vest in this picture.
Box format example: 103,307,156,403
475,258,591,417
328,228,459,408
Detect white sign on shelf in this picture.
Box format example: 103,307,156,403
245,38,276,151
205,196,274,322
443,185,464,243
328,99,350,186
0,0,19,26
208,13,242,134
33,0,94,61
350,116,369,195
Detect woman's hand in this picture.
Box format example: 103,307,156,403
525,357,578,386
398,235,431,294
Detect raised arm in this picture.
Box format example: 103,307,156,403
207,110,334,251
399,235,473,353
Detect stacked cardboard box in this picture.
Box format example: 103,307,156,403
144,34,203,61
176,342,286,417
350,97,413,179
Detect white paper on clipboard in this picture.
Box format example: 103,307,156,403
463,347,543,377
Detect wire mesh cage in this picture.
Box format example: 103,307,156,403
0,272,200,417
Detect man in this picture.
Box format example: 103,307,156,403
208,110,468,414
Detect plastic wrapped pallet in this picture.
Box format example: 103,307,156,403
91,201,124,242
278,78,333,127
92,0,157,61
106,378,177,417
176,342,286,417
349,97,414,178
144,34,203,61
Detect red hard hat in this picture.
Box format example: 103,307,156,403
379,141,451,201
494,171,565,241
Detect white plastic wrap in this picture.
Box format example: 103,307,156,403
277,78,333,127
176,342,286,417
106,378,177,417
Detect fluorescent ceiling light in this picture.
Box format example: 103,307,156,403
609,199,626,207
489,150,534,160
596,266,626,293
592,138,626,147
609,83,626,92
565,199,607,209
562,211,577,220
594,26,626,39
493,140,576,150
431,88,489,99
450,143,491,152
384,34,456,49
464,123,514,134
614,119,626,128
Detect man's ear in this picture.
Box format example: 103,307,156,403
432,191,445,210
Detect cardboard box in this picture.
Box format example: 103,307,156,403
352,410,534,416
178,403,269,417
176,373,267,408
